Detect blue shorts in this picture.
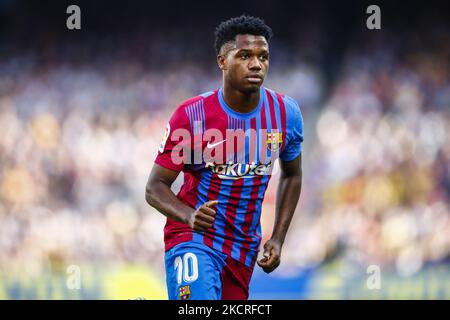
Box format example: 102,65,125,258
164,241,254,300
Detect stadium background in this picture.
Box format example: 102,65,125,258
0,0,449,299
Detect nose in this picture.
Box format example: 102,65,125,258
248,56,262,71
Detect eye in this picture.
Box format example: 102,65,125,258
259,55,269,61
240,53,249,59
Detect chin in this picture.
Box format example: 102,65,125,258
241,84,261,94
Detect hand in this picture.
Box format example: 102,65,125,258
186,200,218,232
257,239,282,273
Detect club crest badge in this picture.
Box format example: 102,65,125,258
179,285,191,300
266,132,283,152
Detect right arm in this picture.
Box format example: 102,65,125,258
147,102,217,231
145,164,192,223
145,163,217,231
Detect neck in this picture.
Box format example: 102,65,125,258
222,82,261,114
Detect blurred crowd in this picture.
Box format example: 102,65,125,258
0,25,449,282
280,29,450,277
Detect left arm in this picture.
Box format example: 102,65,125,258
257,153,302,273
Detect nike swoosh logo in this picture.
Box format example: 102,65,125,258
206,139,226,149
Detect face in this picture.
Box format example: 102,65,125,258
218,34,269,93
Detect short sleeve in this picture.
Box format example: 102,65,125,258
280,95,304,161
154,106,191,172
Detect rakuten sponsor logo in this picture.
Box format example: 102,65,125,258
205,161,272,179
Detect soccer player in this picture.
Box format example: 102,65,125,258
145,15,303,300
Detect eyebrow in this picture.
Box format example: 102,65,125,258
235,48,269,54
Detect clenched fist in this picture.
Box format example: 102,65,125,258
257,239,282,273
186,200,218,232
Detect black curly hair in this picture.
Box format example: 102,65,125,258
214,15,273,55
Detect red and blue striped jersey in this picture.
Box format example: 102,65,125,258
154,87,304,268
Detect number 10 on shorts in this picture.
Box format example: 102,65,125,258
174,253,199,284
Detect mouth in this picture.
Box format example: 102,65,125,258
245,74,263,83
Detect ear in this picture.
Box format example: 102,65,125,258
217,54,227,71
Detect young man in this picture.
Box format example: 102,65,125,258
145,15,303,300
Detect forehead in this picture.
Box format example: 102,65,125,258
233,34,268,51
